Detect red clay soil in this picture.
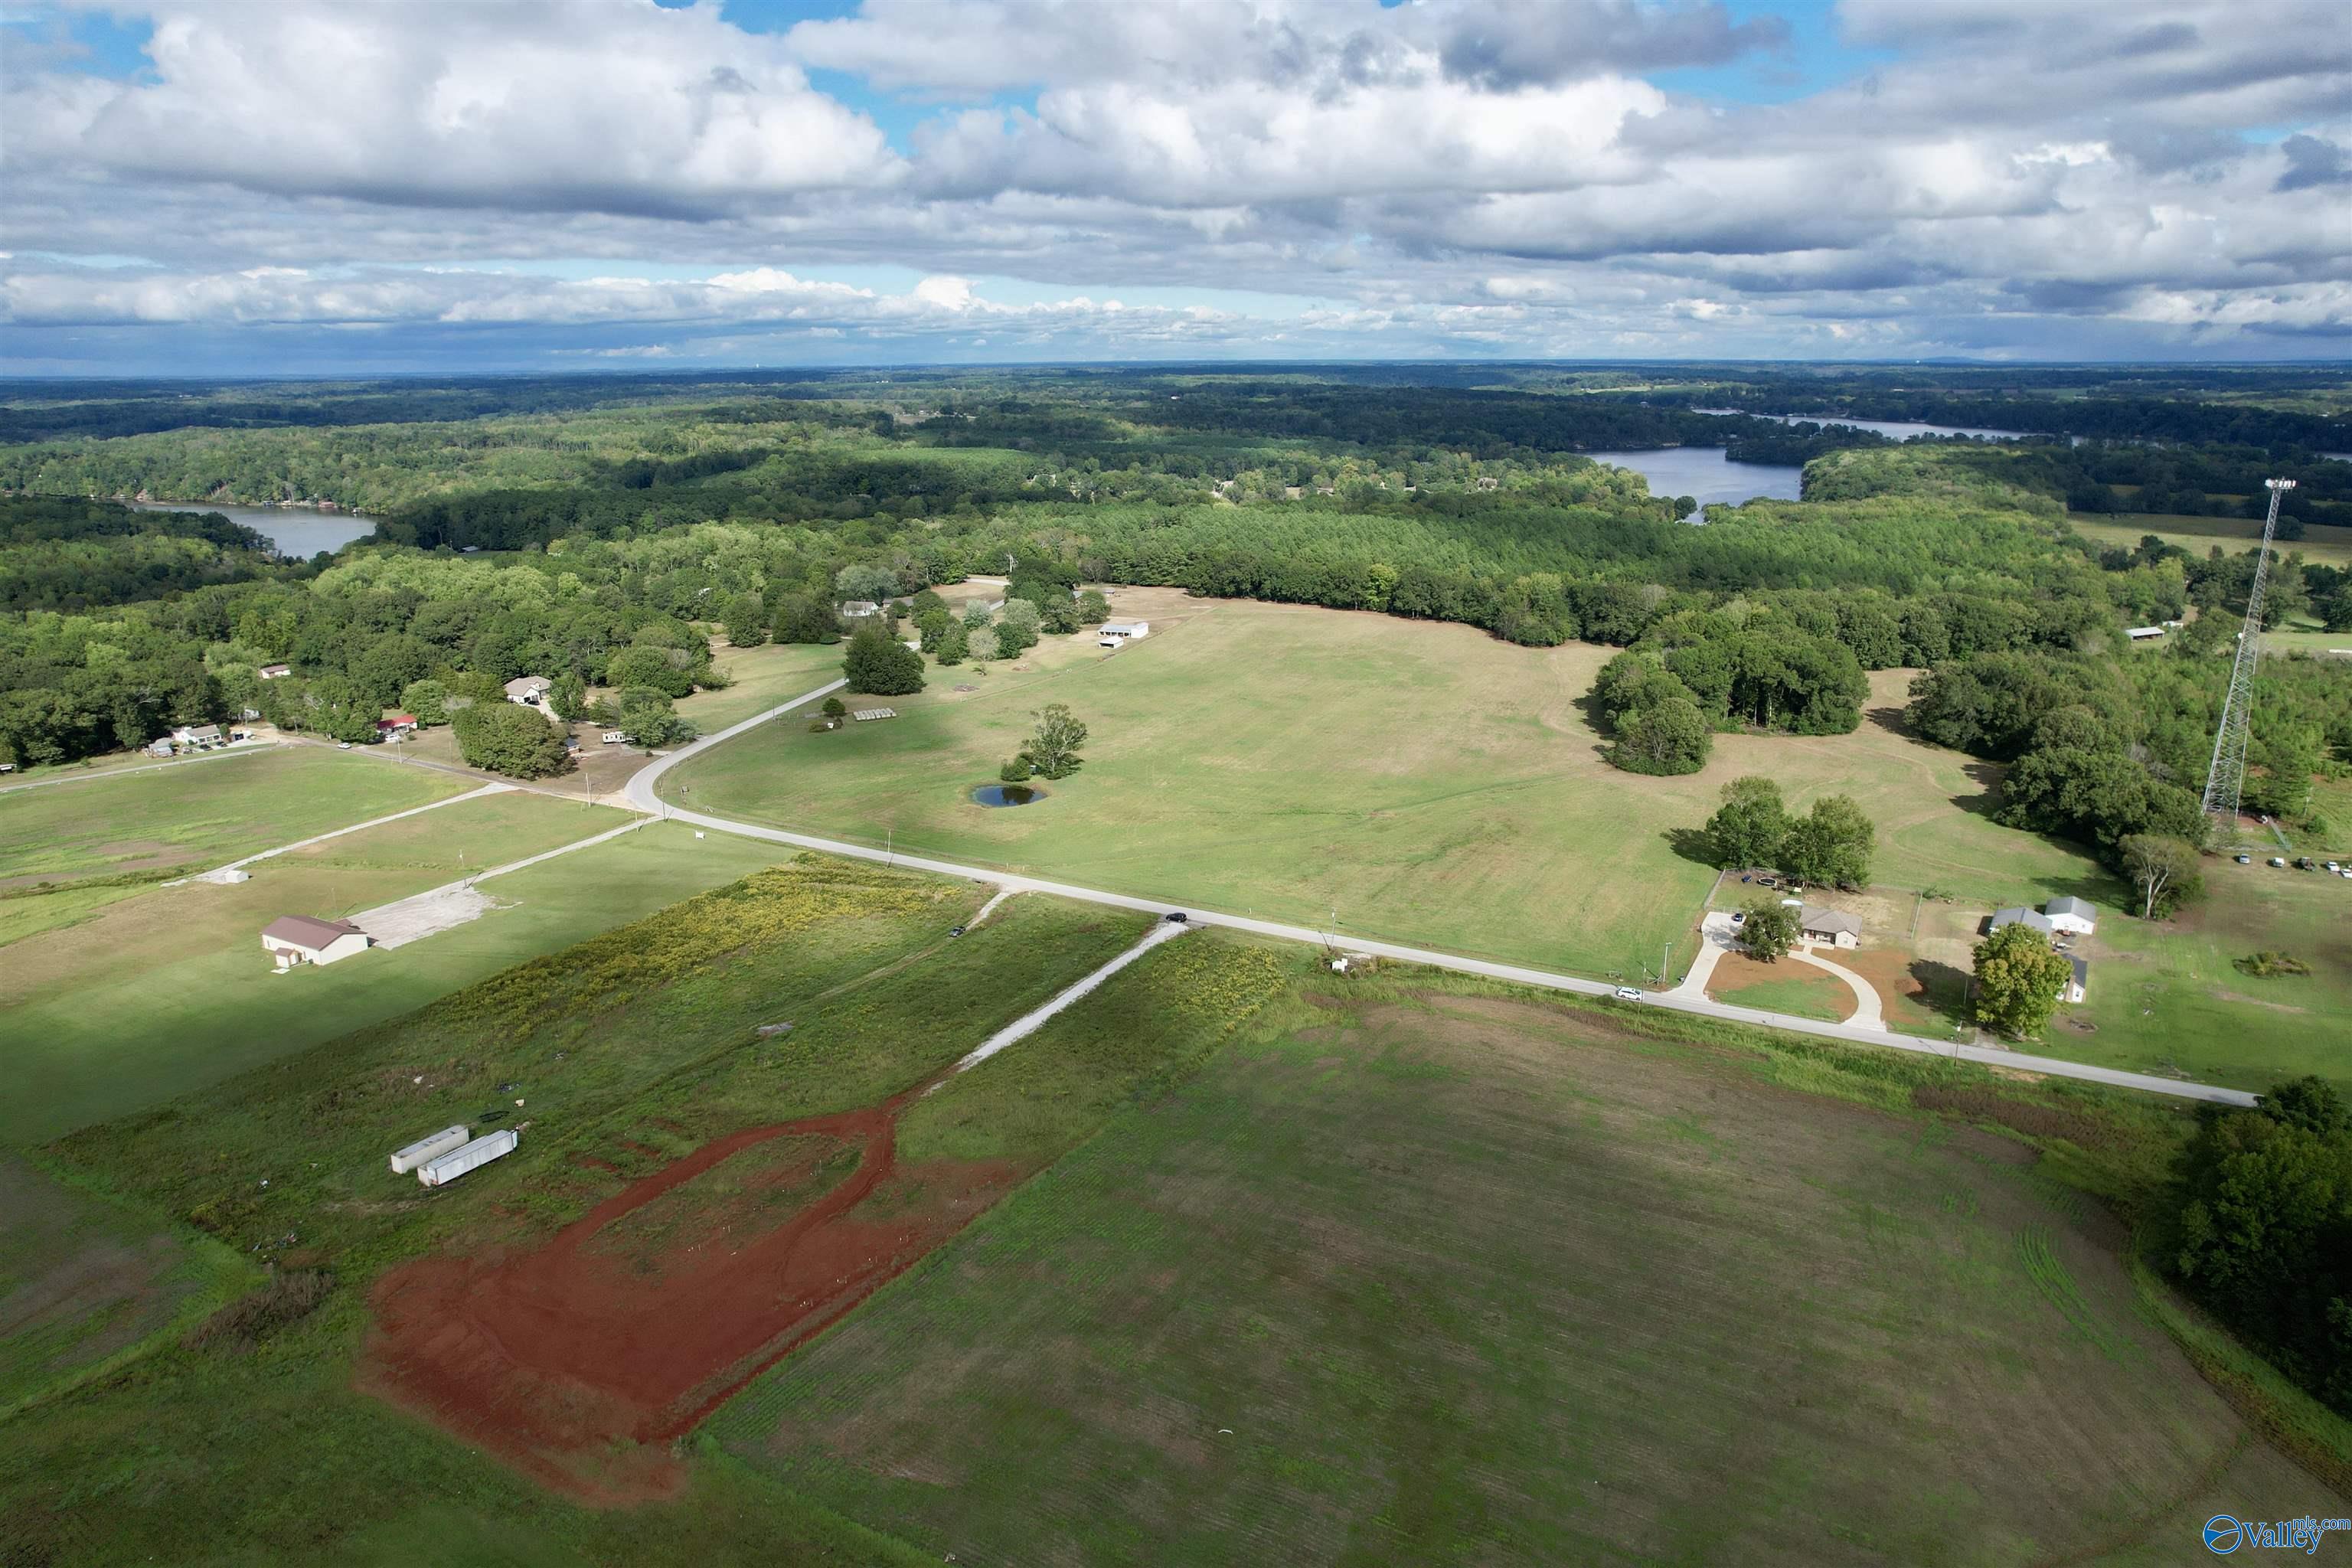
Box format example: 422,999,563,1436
361,1076,1018,1504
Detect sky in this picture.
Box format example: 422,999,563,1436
1,0,2347,374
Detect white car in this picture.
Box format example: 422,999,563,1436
1614,986,1643,1001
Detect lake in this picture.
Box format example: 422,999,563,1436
129,500,381,557
1693,408,2036,441
1583,447,1803,520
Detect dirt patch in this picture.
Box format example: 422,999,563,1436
360,1073,1021,1504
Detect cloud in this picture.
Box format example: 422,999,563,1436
0,0,2347,367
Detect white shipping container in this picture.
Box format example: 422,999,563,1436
389,1125,471,1174
417,1129,519,1187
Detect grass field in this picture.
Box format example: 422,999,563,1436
0,818,802,1144
662,591,2113,982
681,639,846,730
2067,511,2352,570
0,746,475,939
1704,951,1854,1021
711,974,2336,1564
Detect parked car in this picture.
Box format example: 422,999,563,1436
2269,857,2288,867
948,926,966,938
1164,911,1188,923
1614,986,1643,1001
2236,854,2253,864
1729,911,1747,926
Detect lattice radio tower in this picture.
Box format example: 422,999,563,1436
2198,477,2297,844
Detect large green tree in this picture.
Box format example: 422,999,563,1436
1778,795,1874,889
1738,901,1799,960
2119,833,2203,920
452,701,573,779
1021,703,1089,779
1971,923,2073,1038
842,623,925,696
1609,695,1712,776
1704,776,1788,870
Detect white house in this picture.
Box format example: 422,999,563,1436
840,600,882,618
260,914,371,969
504,675,553,707
1797,905,1863,949
258,663,292,680
2043,896,2097,936
169,724,224,749
1990,906,2055,936
2063,956,2089,1005
1099,621,1149,641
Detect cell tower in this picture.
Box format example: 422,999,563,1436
2198,477,2296,844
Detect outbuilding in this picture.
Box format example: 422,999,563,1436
2125,626,2167,641
258,663,292,680
1099,620,1150,641
377,713,417,738
1989,906,2056,936
1797,905,1863,949
260,914,371,969
2043,896,2097,935
2063,956,2089,1005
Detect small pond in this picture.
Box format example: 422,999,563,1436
972,783,1045,807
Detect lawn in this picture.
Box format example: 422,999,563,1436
1704,950,1854,1021
2054,863,2352,1095
0,817,798,1144
680,639,847,730
0,744,475,933
2067,511,2352,571
662,592,2112,982
710,976,2328,1565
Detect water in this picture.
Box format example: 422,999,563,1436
1692,408,2034,441
972,783,1044,808
127,500,381,557
1584,447,1803,520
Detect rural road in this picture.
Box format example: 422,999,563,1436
630,678,2260,1109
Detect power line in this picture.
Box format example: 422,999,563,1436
2198,477,2295,846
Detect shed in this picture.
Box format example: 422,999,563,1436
258,663,292,680
2043,896,2097,935
2125,626,2167,640
261,914,371,969
1797,905,1863,949
1099,620,1149,640
2063,956,2089,1005
503,675,552,707
1989,906,2055,936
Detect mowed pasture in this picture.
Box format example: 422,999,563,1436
665,592,2112,981
0,745,475,942
0,818,795,1143
716,981,2334,1566
2066,511,2352,571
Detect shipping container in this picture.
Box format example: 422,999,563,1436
389,1125,470,1174
418,1129,519,1187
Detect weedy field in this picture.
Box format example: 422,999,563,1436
714,977,2340,1566
661,593,2115,982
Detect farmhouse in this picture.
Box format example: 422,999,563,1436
169,724,224,749
258,663,291,680
1990,906,2056,936
504,676,553,707
260,914,371,969
1797,905,1863,949
840,600,882,618
2043,896,2097,935
377,713,416,738
1099,621,1150,641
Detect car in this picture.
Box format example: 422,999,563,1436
336,741,351,750
948,926,966,938
1614,986,1643,1001
1729,911,1747,926
2236,854,2253,864
2269,857,2288,868
1164,911,1189,923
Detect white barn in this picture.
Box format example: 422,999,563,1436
2043,897,2097,935
261,914,371,969
1099,621,1149,640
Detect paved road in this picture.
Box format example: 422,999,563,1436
631,679,2259,1109
0,740,278,795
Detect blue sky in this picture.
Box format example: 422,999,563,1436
2,0,2346,373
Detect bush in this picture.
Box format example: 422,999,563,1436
999,756,1034,782
842,623,924,696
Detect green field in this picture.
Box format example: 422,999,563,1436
1704,955,1854,1021
0,818,799,1143
662,597,2112,982
2068,511,2352,570
679,639,847,730
712,975,2331,1564
0,745,475,938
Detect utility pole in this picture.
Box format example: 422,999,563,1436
2199,478,2295,848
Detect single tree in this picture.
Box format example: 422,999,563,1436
721,593,769,648
834,562,899,606
1971,923,2073,1039
1738,900,1799,960
1024,703,1089,779
999,755,1034,782
961,599,995,631
400,678,450,727
549,671,588,721
452,701,573,779
1609,695,1711,776
1040,596,1083,635
966,627,1001,662
842,622,925,696
820,696,848,719
1704,775,1788,870
2119,833,2204,920
1779,795,1874,890
1076,589,1112,625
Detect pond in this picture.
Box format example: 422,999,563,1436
972,783,1044,808
1583,446,1803,522
128,500,382,557
1691,409,2037,441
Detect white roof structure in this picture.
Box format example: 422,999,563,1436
504,675,551,697
2126,626,2167,639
